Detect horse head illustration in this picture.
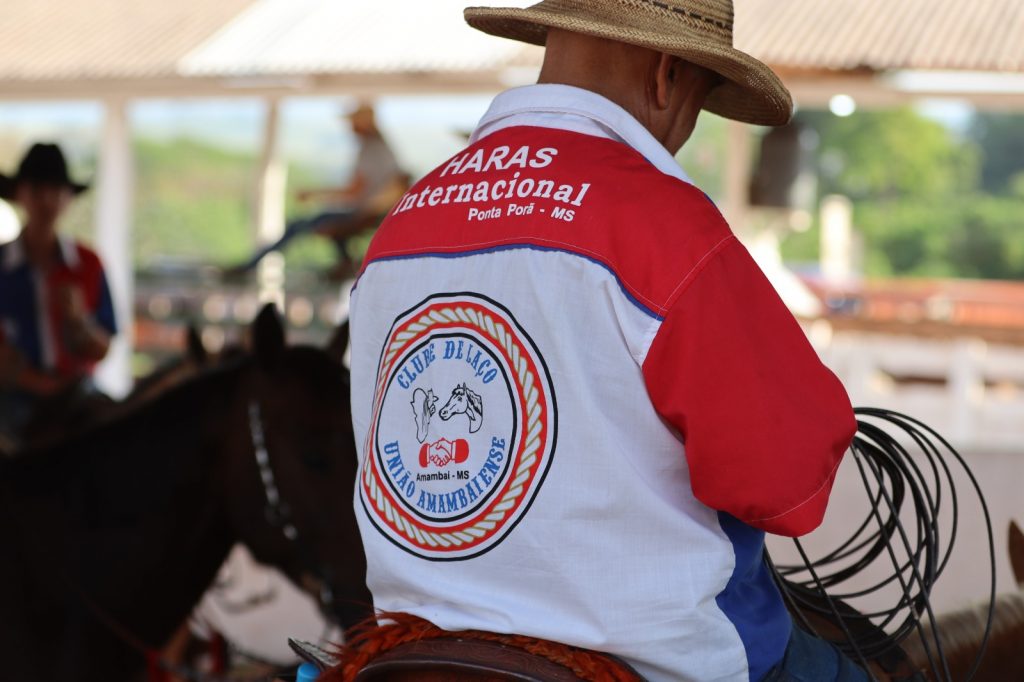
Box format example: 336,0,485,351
439,383,483,434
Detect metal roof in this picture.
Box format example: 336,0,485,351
738,0,1024,72
0,0,258,81
0,0,1022,99
179,0,540,77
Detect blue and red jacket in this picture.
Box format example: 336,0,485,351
0,236,117,378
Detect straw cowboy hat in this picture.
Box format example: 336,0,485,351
464,0,793,126
0,143,89,202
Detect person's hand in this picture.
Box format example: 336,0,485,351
56,284,88,323
55,285,112,361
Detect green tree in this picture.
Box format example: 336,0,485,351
779,107,1024,281
798,108,979,200
968,112,1024,195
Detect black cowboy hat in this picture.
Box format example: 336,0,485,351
0,143,89,201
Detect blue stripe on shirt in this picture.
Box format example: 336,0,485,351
715,512,792,681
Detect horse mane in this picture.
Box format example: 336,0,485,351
904,592,1024,679
127,353,193,398
464,385,483,416
271,345,349,401
0,357,248,485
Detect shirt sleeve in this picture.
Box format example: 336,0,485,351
93,267,118,336
642,237,856,537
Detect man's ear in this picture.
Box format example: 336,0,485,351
655,53,681,109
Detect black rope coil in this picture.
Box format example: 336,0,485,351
768,408,996,682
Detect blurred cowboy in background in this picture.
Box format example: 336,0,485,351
230,102,408,281
0,143,117,451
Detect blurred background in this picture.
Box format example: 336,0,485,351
2,0,1023,676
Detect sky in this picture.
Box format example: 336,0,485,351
0,94,495,177
0,93,975,170
0,93,976,240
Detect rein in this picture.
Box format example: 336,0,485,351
770,408,996,682
9,397,331,682
48,400,327,682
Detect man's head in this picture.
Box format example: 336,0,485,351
346,102,380,138
466,0,792,150
0,143,86,231
538,28,720,154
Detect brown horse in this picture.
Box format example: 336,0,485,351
17,325,214,452
777,521,1024,682
901,521,1024,681
0,305,370,682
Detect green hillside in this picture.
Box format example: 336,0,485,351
63,136,337,270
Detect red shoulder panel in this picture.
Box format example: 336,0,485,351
363,126,733,318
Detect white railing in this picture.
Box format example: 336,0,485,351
805,323,1024,454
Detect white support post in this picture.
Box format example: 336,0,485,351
93,98,134,398
723,120,753,233
821,195,855,286
255,97,287,310
949,338,986,446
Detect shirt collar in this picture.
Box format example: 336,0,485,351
470,84,693,185
1,233,79,271
57,234,79,268
1,237,24,271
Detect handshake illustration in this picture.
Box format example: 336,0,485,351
419,437,470,469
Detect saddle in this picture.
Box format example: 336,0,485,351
356,638,593,681
291,613,642,682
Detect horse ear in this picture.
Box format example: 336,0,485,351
1009,521,1024,586
185,323,208,365
326,318,349,364
252,303,286,368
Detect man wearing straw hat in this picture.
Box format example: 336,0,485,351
229,102,407,281
342,1,863,679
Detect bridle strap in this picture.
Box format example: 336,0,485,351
247,400,298,541
247,399,339,619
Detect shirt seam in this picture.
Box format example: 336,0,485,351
749,456,844,523
663,235,737,309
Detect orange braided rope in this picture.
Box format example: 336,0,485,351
321,612,643,682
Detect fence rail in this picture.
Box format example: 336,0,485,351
807,323,1024,453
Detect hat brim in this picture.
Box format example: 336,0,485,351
0,173,89,201
464,6,793,127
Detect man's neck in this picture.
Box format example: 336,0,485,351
537,32,667,149
21,222,60,269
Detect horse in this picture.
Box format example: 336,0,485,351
438,383,483,434
783,522,1024,682
900,521,1024,681
0,305,371,682
17,325,214,452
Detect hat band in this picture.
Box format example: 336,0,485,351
540,0,735,46
622,0,733,32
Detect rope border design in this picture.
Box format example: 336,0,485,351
362,301,549,554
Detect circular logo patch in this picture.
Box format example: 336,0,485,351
359,293,557,560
